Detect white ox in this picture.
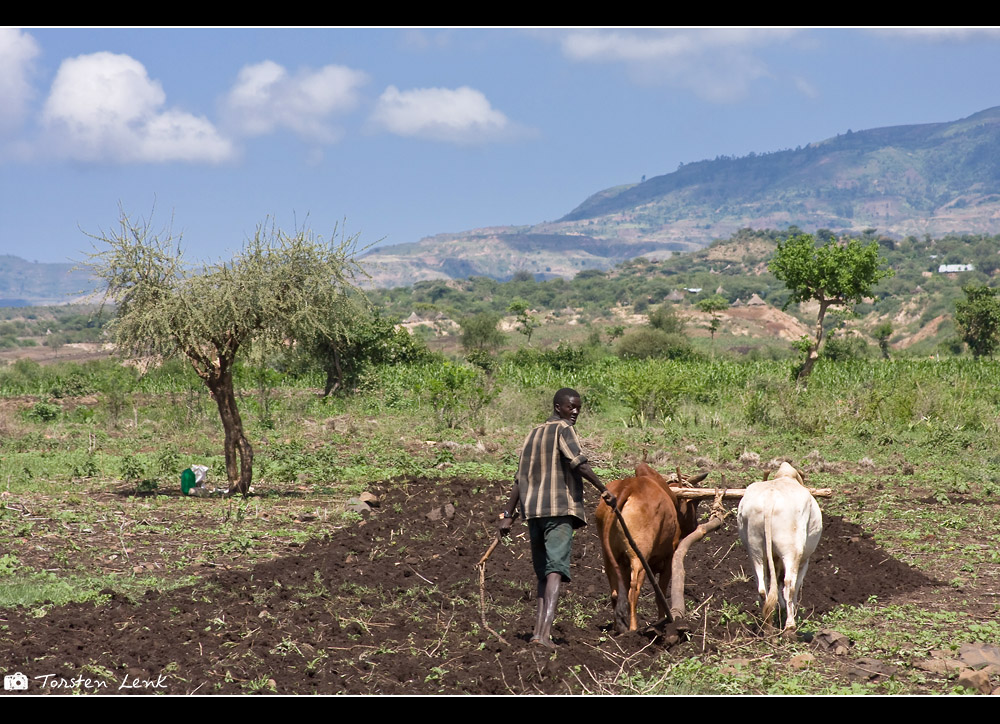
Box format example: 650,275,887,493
737,462,823,632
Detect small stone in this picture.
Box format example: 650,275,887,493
914,658,965,675
789,653,815,669
959,642,1000,669
813,629,851,654
347,500,371,516
955,668,991,694
359,491,380,507
847,657,896,681
979,663,1000,678
719,658,751,676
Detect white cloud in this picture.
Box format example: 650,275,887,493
221,60,368,143
370,85,517,143
0,28,41,134
868,27,1000,41
558,28,800,102
793,75,820,99
400,29,453,51
40,51,234,163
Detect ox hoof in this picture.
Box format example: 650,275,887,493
781,626,798,640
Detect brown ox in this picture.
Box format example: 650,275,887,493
596,463,706,633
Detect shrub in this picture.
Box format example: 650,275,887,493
619,364,685,424
820,335,872,362
460,312,505,352
648,304,686,334
617,328,695,361
418,362,499,429
26,400,61,423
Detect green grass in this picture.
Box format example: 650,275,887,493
0,570,199,610
4,351,1000,694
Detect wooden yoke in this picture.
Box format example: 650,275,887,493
672,487,832,500
666,479,832,630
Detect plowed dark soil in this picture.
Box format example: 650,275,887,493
0,476,936,695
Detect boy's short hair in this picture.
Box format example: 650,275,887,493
553,387,580,408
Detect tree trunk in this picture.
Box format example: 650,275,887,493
797,299,831,383
204,360,254,497
323,345,343,397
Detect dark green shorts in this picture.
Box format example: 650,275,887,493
528,516,576,583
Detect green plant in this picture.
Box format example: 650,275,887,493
648,304,686,334
136,479,160,494
770,233,893,381
26,400,61,423
460,312,505,352
419,362,499,429
617,328,694,361
120,456,145,484
955,283,1000,358
85,209,369,497
0,553,22,576
508,298,539,345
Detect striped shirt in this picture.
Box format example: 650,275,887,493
516,415,589,527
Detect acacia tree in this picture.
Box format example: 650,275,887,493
303,309,430,397
507,298,539,345
873,320,893,360
769,233,893,382
460,312,504,352
87,210,367,496
696,294,729,351
955,284,1000,358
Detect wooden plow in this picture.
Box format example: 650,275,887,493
476,469,834,646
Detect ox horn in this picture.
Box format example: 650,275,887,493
687,471,708,486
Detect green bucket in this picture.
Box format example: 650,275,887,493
181,468,197,495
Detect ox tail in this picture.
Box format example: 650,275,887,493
603,489,633,632
761,500,780,628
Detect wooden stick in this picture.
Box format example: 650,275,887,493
669,489,730,625
613,506,673,624
478,536,501,566
477,534,510,646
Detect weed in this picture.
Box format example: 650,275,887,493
0,553,22,576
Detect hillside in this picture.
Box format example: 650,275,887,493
366,225,1000,360
360,106,1000,288
0,255,94,306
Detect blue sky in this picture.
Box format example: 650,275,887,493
3,27,1000,265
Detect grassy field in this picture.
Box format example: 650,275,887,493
1,353,999,694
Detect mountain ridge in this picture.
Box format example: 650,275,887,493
361,105,1000,287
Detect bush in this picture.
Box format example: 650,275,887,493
619,364,685,424
821,335,872,362
648,304,686,334
460,312,505,352
617,328,695,361
26,400,61,423
418,362,499,429
542,342,590,371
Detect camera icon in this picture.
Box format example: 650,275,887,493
4,672,29,691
